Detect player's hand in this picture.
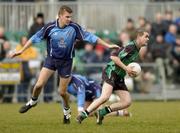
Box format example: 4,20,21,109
8,50,22,58
109,44,119,49
126,65,137,77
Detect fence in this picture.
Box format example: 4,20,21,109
1,59,180,103
0,1,180,32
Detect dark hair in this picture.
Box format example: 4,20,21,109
58,5,73,15
136,28,148,37
127,18,134,23
37,12,44,18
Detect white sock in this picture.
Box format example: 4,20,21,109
117,110,124,116
63,107,71,118
26,99,37,106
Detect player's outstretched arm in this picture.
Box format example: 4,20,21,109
97,38,119,49
8,39,32,58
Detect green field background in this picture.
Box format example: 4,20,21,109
0,101,180,133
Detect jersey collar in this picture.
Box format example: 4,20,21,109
56,18,69,29
133,40,140,51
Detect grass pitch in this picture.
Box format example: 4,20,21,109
0,101,180,133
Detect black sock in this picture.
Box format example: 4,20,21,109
64,107,70,110
105,106,112,113
31,97,38,101
85,110,89,116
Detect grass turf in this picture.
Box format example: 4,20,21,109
0,101,180,133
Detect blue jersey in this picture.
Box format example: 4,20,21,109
30,19,98,60
67,74,101,109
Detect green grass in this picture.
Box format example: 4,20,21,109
0,101,180,133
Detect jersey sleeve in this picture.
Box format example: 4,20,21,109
111,46,132,60
82,30,99,44
111,47,126,58
71,22,98,44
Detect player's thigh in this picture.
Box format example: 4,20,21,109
36,67,55,86
59,76,71,92
115,90,131,103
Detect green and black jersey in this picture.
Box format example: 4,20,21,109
105,41,140,78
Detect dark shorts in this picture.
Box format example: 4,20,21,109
102,69,128,91
85,83,101,102
43,56,73,78
85,89,95,102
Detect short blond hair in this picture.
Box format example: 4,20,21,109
58,5,73,15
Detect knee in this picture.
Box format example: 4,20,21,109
59,90,66,97
123,98,132,108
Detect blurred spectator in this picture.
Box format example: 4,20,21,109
164,24,177,46
150,34,171,78
16,36,38,60
134,47,155,93
16,0,35,2
123,18,136,41
0,26,7,61
0,26,7,42
139,46,152,63
151,12,166,38
80,42,96,63
79,42,97,75
0,26,10,102
163,10,174,34
138,16,147,29
2,41,11,57
28,12,45,38
0,42,6,61
0,41,15,103
15,36,38,102
94,44,106,63
98,37,111,62
170,35,180,83
174,9,180,34
118,31,130,47
150,34,170,61
145,22,155,52
28,12,46,56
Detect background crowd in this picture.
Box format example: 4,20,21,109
0,8,180,103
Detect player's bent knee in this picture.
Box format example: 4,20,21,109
59,91,66,97
124,99,132,108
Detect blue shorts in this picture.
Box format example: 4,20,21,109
43,56,73,78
